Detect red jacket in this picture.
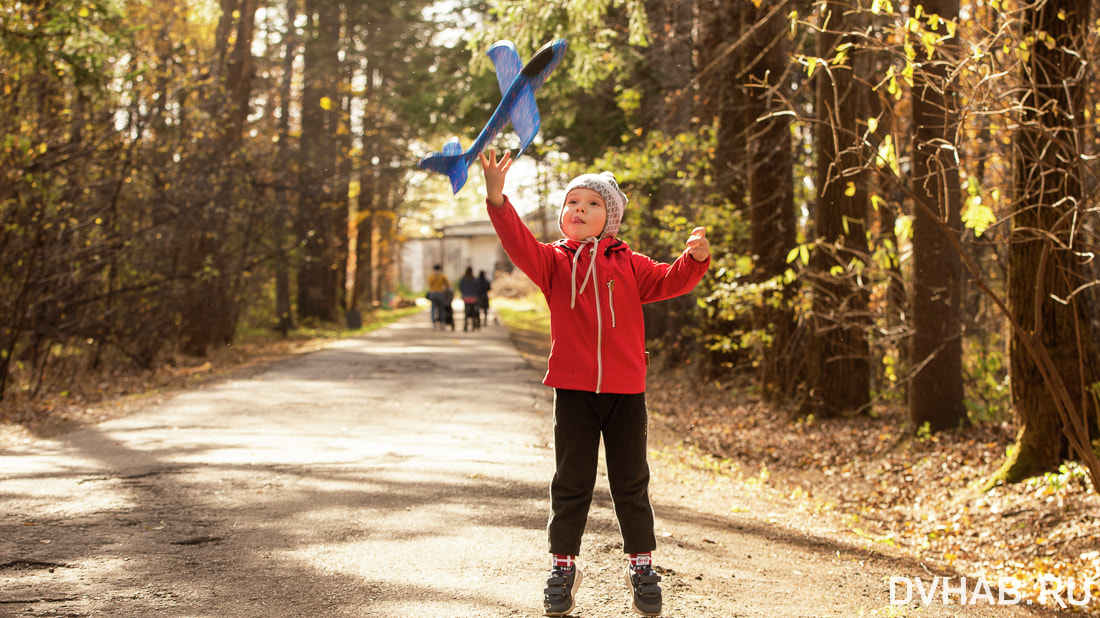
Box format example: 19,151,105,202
488,197,710,394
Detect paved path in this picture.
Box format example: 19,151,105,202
0,312,1069,617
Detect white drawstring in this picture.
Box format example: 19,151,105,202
570,237,599,309
569,237,605,392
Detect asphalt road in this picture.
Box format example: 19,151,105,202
0,310,1072,617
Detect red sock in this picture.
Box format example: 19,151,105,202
552,554,575,571
629,553,652,571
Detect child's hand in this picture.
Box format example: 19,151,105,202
479,148,512,207
686,227,710,262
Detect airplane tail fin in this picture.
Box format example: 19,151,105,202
417,137,471,194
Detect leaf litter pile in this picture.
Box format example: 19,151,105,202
647,368,1100,614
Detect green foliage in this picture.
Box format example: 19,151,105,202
456,0,646,164
396,25,495,155
915,421,932,442
963,337,1012,424
0,0,127,89
703,258,768,351
567,127,733,250
494,296,552,336
469,0,650,89
0,0,143,395
1025,462,1091,493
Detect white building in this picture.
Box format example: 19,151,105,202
399,210,557,293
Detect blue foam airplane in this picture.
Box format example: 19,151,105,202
417,38,568,194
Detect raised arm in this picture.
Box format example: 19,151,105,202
480,149,557,290
480,148,512,207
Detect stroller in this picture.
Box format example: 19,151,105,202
462,295,480,331
431,289,455,330
441,300,455,330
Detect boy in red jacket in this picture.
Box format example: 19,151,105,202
479,149,710,617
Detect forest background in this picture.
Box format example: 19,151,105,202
4,0,1100,610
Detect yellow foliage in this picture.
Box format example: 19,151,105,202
876,134,901,176
871,0,894,14
962,197,997,237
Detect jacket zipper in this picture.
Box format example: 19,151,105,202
592,245,603,393
607,279,616,328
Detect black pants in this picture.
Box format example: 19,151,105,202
547,388,657,556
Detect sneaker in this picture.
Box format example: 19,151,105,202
543,566,582,616
626,565,662,616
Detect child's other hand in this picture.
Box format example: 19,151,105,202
686,227,710,262
479,148,512,207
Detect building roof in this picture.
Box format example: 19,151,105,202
438,208,558,240
439,219,495,238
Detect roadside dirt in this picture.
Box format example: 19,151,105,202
0,310,1078,617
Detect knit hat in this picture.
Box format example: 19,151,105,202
560,172,627,240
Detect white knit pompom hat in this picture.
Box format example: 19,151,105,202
559,172,627,240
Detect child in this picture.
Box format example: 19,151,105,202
479,149,710,617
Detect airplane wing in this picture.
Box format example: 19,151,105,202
486,41,522,96
509,83,540,157
488,41,540,156
493,39,568,157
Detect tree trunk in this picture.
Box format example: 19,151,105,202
745,0,800,400
997,0,1100,482
802,0,872,417
697,0,747,201
908,0,966,431
223,0,257,140
180,231,214,357
696,0,755,377
354,162,377,310
273,0,298,336
377,169,403,302
296,0,342,323
179,0,258,354
640,0,696,366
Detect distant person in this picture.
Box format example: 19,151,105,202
426,265,450,329
459,267,481,331
480,149,711,617
476,270,492,322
